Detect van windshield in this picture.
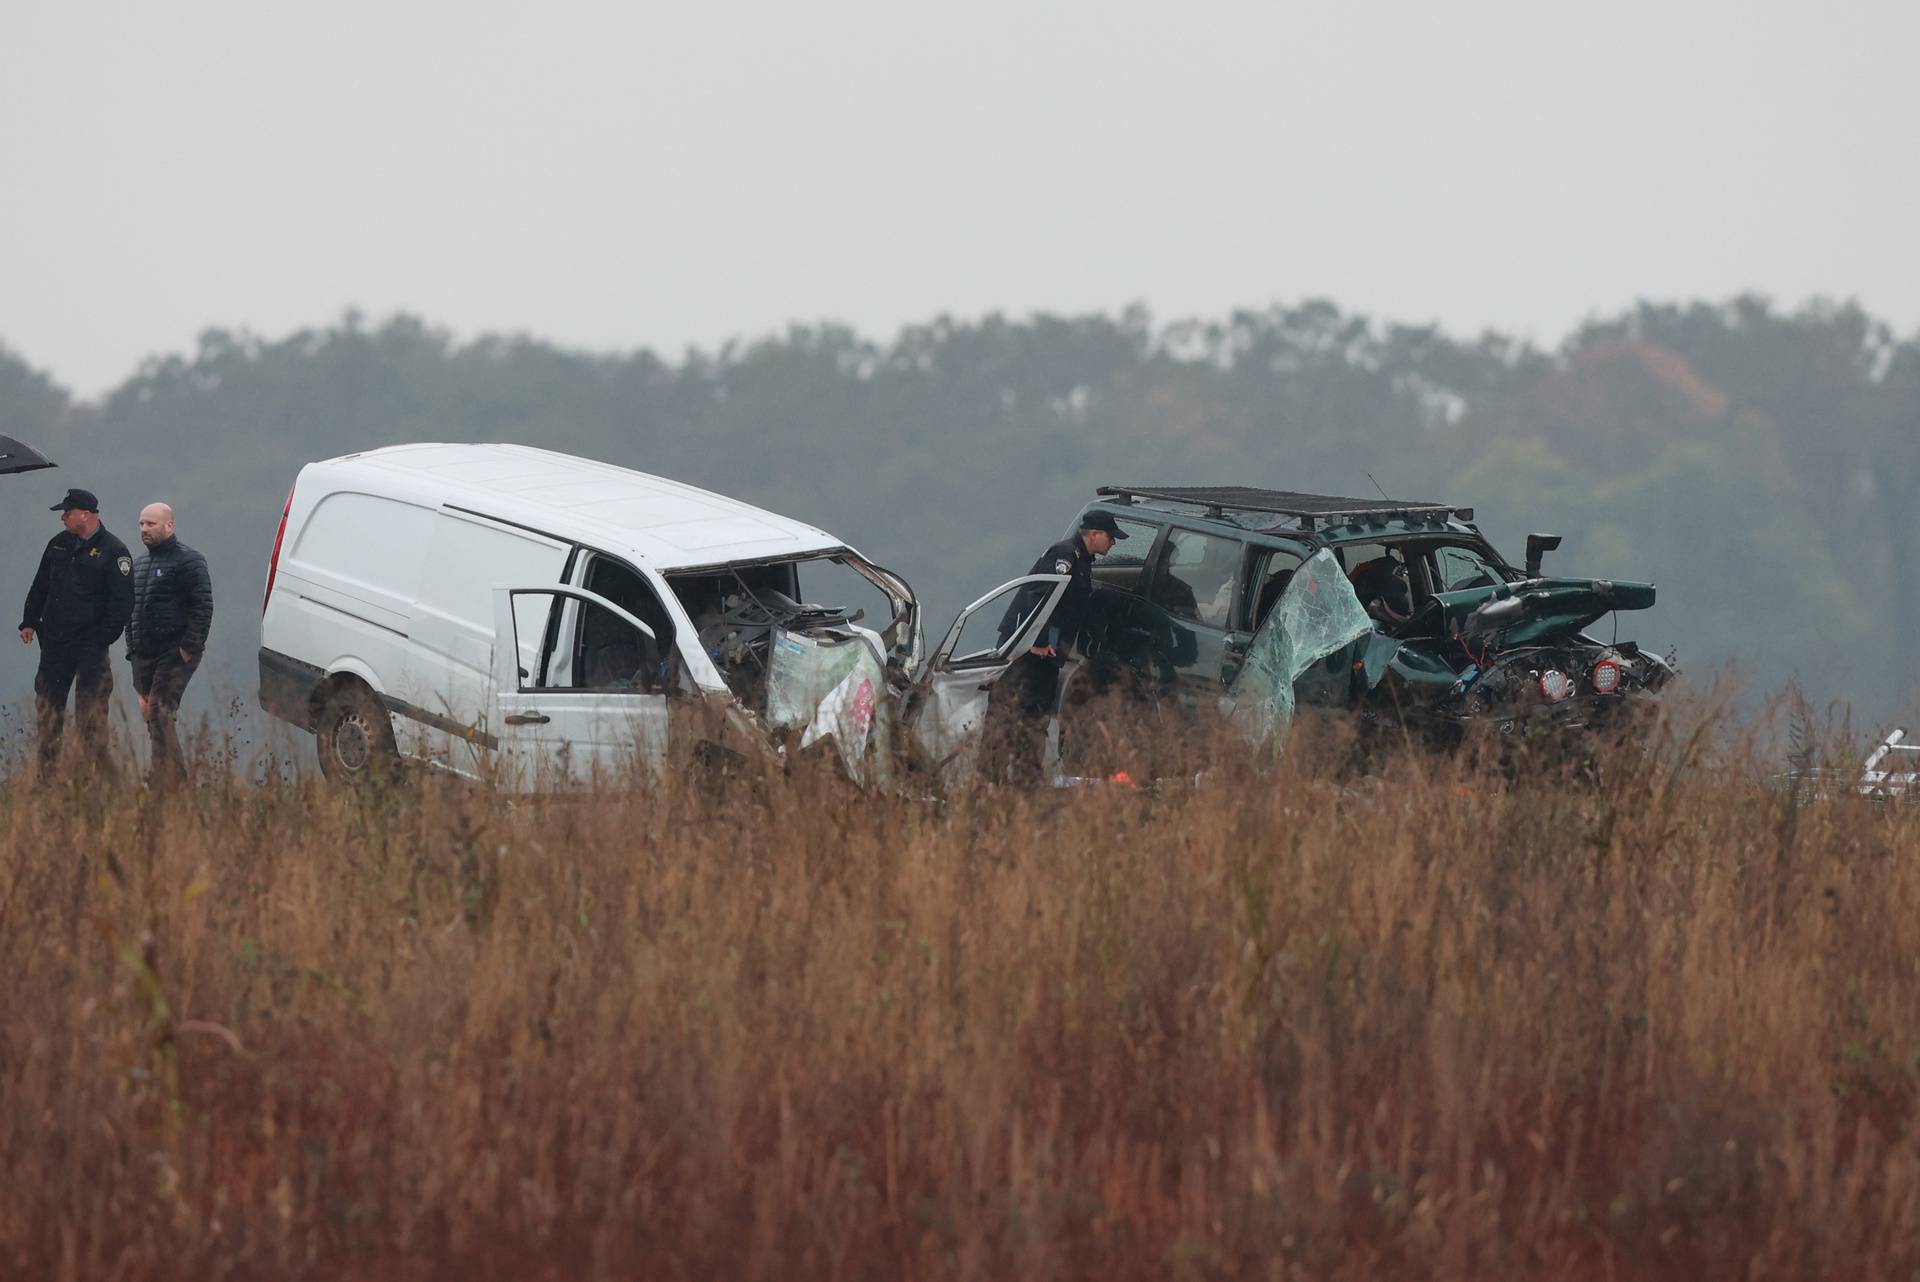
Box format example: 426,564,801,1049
665,551,918,724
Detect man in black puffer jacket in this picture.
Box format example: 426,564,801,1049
127,502,214,782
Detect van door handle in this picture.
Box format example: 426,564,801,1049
505,713,551,726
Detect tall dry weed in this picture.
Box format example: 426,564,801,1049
2,709,1918,1279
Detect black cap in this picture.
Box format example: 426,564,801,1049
50,488,98,513
1078,510,1129,540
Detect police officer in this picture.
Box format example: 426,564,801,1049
992,510,1128,780
127,502,214,784
18,488,135,772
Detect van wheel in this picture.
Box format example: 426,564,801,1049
315,684,397,784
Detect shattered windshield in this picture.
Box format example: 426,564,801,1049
1428,542,1508,592
1223,548,1374,749
667,549,918,728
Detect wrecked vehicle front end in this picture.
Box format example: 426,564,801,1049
1357,576,1677,741
649,486,1681,789
663,549,922,784
660,548,1080,790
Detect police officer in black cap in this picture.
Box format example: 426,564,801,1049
991,510,1129,780
17,488,134,772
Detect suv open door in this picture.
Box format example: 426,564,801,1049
906,573,1070,781
1221,549,1373,749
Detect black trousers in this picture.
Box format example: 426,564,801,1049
988,652,1062,783
131,650,200,781
34,642,113,770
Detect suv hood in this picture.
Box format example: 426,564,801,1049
1434,576,1656,646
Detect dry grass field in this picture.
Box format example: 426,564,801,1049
3,712,1919,1280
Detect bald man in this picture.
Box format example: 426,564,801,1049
127,503,213,783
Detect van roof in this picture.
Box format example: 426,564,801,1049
318,443,843,567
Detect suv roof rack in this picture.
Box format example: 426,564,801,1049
1096,485,1472,529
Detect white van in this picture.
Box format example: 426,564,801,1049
258,443,1068,787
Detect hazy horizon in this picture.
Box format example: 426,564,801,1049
9,287,1912,409
6,0,1917,399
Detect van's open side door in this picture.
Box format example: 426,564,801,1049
906,573,1070,779
490,585,671,788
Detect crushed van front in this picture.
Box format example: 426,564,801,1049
662,548,922,779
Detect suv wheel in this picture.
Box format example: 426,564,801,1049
315,683,397,784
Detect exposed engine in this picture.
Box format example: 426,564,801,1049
697,587,861,688
1443,638,1675,730
677,580,865,713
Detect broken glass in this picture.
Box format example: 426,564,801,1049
1359,631,1401,687
765,628,875,730
1223,548,1374,749
796,642,894,785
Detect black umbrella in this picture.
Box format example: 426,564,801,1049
0,435,55,476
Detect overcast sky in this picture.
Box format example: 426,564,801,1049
3,0,1915,398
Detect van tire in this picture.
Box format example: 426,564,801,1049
315,683,398,784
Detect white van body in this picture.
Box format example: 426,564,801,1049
258,443,1067,787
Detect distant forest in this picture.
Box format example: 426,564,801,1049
1,296,1914,735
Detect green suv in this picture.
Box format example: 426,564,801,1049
1066,485,1675,742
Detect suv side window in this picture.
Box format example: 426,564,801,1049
1332,541,1393,573
1338,543,1414,627
1149,528,1244,629
1088,516,1163,594
1241,545,1307,631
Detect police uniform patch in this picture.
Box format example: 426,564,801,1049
117,557,132,575
1053,559,1073,574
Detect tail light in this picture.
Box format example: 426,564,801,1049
1590,659,1622,694
262,481,296,615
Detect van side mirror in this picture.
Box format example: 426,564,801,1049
1524,533,1562,579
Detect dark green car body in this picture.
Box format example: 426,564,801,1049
1065,486,1673,739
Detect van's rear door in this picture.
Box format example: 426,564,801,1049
490,585,671,788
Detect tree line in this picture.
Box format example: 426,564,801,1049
1,296,1913,735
